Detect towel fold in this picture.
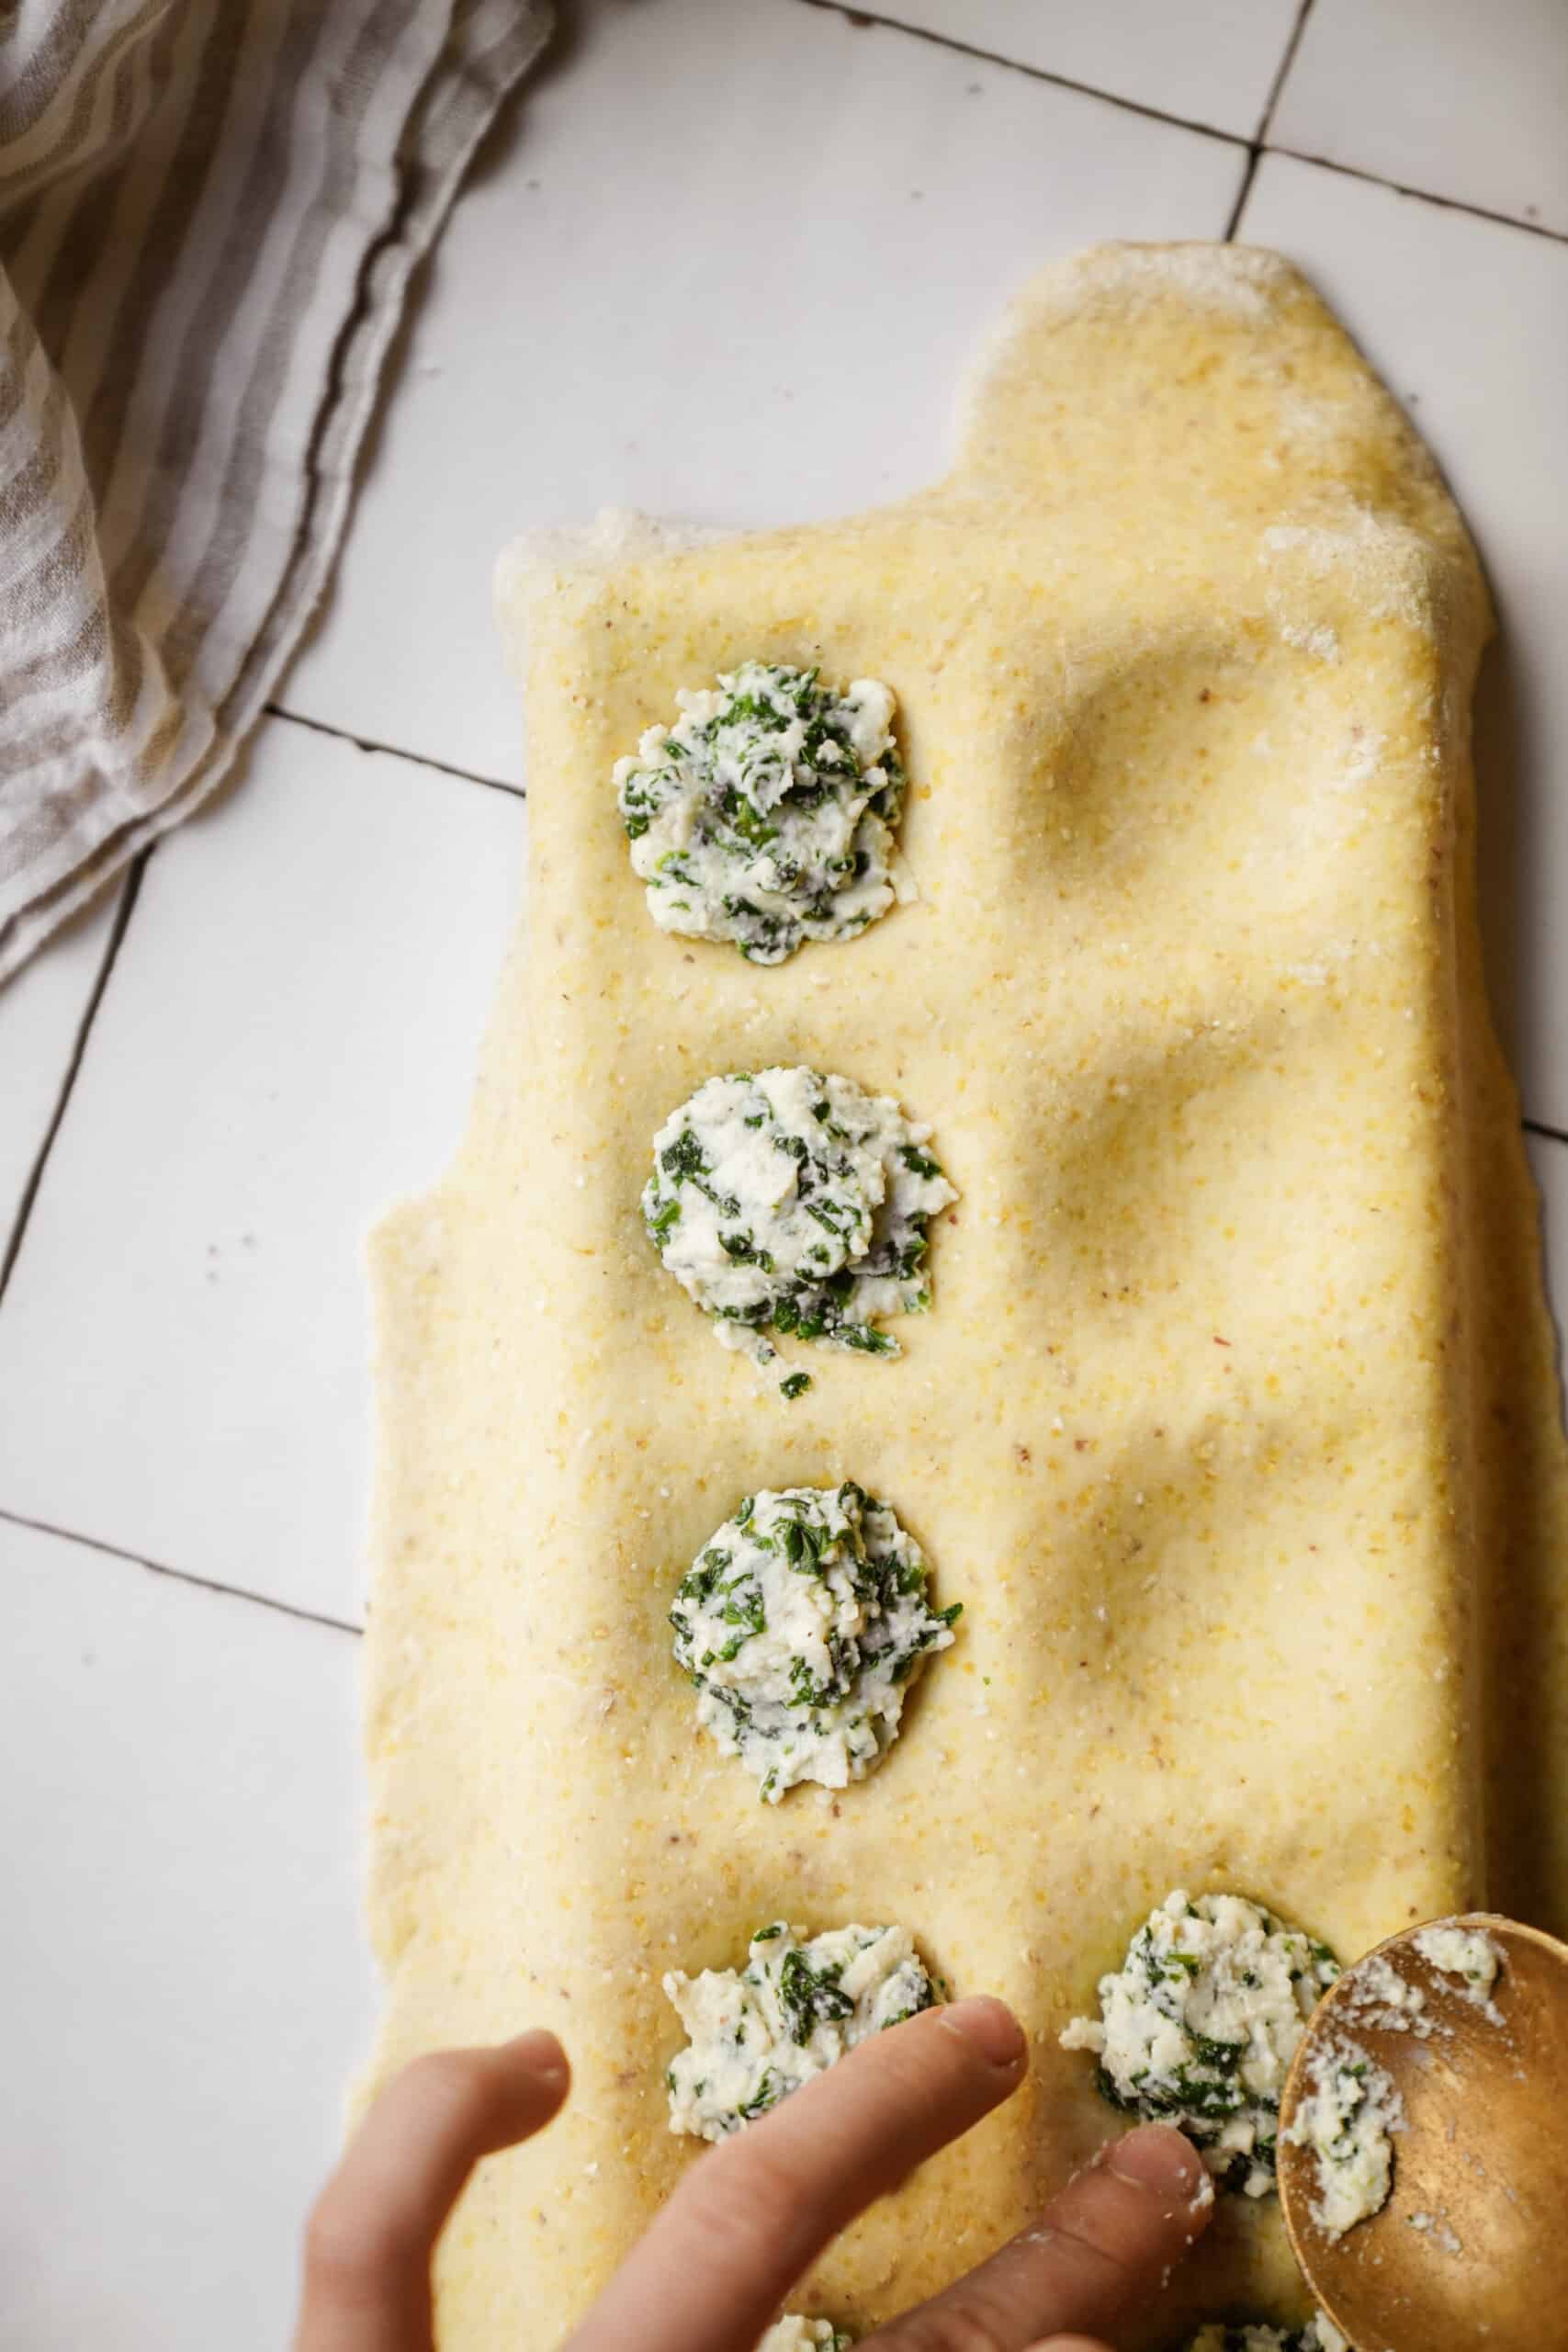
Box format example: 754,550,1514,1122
0,0,552,980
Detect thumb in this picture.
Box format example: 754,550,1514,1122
864,2123,1213,2350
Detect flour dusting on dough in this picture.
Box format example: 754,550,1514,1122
494,508,728,675
953,242,1291,458
1007,240,1292,321
1259,513,1445,628
1279,619,1340,663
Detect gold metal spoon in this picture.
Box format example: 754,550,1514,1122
1276,1914,1568,2352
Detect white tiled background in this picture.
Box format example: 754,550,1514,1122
2,3,1563,2343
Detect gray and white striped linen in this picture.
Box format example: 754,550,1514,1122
0,0,552,981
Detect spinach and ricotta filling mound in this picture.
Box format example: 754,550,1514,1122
670,1483,960,1802
1060,1890,1340,2195
615,661,907,962
761,2323,853,2352
1188,2322,1348,2352
664,1920,939,2140
643,1066,956,1375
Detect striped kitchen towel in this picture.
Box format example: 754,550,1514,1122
0,0,552,981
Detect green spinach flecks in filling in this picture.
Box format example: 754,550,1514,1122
1186,2322,1349,2352
664,1921,939,2141
759,2322,855,2352
671,1484,960,1801
642,1067,956,1373
1059,1890,1340,2197
615,662,908,962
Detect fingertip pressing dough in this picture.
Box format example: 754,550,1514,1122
363,243,1568,2348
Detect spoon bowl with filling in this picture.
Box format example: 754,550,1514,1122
1276,1914,1568,2352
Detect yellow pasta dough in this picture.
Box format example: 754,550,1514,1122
363,244,1568,2345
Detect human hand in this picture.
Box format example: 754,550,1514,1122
294,1998,1213,2352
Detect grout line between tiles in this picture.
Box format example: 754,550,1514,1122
791,0,1565,253
1224,0,1315,240
1264,144,1568,250
0,1503,363,1638
1526,1120,1568,1151
1222,147,1262,242
0,855,148,1313
1253,0,1317,146
790,0,1246,150
265,703,526,801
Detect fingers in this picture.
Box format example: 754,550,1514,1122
294,2030,570,2352
565,1996,1028,2352
863,2122,1213,2352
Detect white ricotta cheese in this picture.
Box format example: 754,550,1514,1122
643,1067,957,1381
615,661,907,962
1060,1889,1340,2196
1413,1923,1503,2018
1187,2321,1348,2352
760,2321,852,2352
664,1920,938,2140
1336,1951,1431,2036
1282,2036,1404,2241
671,1483,959,1801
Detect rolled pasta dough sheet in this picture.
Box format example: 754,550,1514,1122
363,245,1568,2346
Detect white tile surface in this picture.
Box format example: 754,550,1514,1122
279,0,1246,783
1273,0,1568,235
0,1515,370,2352
1241,154,1568,1133
0,718,524,1623
0,883,120,1265
848,0,1301,136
